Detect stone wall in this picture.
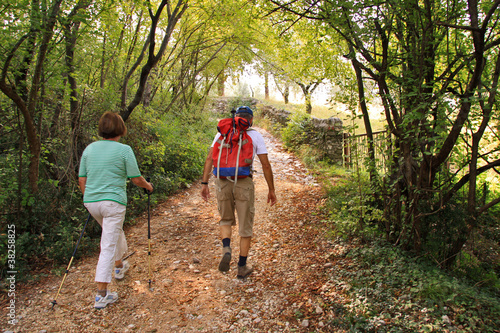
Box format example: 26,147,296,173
209,97,259,116
259,105,344,163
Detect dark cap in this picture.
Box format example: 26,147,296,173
235,106,253,117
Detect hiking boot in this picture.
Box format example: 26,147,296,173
218,246,231,272
237,264,253,279
94,291,118,309
114,260,130,280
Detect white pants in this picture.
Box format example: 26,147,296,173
85,201,128,283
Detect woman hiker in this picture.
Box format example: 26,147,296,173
78,111,153,309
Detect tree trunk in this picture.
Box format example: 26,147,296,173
305,92,312,114
264,71,269,100
0,0,64,193
100,33,107,89
121,0,187,121
297,83,311,114
297,82,320,114
350,52,376,181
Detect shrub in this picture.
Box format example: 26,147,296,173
280,111,311,150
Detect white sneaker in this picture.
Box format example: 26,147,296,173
115,260,130,280
94,291,118,309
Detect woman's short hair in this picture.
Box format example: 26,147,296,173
98,112,127,139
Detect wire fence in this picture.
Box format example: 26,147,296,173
343,130,393,173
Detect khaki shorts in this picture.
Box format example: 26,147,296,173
215,177,255,237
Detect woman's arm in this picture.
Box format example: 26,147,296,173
78,177,86,194
131,176,154,193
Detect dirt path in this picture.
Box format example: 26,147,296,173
2,128,347,333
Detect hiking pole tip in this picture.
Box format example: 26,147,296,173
50,214,91,310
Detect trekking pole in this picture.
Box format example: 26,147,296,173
50,213,92,309
122,250,136,261
144,177,153,290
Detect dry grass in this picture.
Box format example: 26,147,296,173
260,98,386,134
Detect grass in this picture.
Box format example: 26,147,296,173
261,98,344,119
259,97,386,134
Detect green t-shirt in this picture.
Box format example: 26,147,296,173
78,140,141,206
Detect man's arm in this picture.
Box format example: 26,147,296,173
257,153,277,206
201,147,214,202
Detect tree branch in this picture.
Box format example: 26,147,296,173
442,159,500,205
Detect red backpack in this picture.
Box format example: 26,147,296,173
212,117,253,179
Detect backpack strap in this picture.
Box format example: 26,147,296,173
216,135,226,180
232,132,244,190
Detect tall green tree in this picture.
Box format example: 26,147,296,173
258,12,346,113
0,0,64,193
270,0,500,265
120,0,187,121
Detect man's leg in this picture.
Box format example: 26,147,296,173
217,178,235,272
221,224,232,239
237,236,252,278
237,237,254,279
239,236,251,257
234,178,255,279
219,225,232,271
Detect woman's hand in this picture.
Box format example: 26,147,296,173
132,176,153,193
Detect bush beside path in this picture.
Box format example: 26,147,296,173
1,127,347,332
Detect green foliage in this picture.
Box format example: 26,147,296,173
226,97,258,113
321,165,500,331
0,177,95,281
45,224,97,266
278,111,341,166
325,167,500,289
328,239,500,332
125,106,215,196
325,170,384,241
419,199,470,262
280,111,311,150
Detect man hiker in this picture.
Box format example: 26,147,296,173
201,106,277,279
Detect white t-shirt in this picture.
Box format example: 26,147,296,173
211,129,268,160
